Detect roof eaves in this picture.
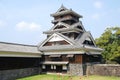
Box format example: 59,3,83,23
0,41,37,47
43,27,83,34
51,10,82,18
50,22,70,31
0,42,40,53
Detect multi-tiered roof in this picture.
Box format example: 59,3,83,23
38,5,102,54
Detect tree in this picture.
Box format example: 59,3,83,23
95,27,120,64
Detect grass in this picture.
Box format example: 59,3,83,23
17,74,120,80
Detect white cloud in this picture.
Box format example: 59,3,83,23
94,1,103,9
16,21,41,31
91,13,100,20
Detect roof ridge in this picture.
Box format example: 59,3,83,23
0,41,37,47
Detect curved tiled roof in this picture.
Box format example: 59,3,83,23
43,21,85,34
51,10,83,18
38,5,103,55
43,28,83,34
39,44,103,52
51,5,82,18
0,42,40,53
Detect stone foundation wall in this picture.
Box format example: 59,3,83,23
0,67,41,80
67,64,83,76
86,64,120,77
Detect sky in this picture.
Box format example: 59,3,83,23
0,0,120,45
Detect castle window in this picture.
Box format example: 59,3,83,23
60,15,64,18
54,65,56,69
42,65,46,69
62,65,67,70
77,26,83,30
83,40,95,46
51,65,54,69
54,25,66,29
59,9,65,12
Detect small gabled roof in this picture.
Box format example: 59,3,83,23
47,21,85,31
71,21,86,31
50,22,70,31
75,32,96,47
38,32,75,48
43,21,85,34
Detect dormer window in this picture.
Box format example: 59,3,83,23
59,9,65,12
54,25,66,30
83,40,95,46
60,15,64,18
77,26,83,30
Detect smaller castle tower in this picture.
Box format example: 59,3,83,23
38,5,103,76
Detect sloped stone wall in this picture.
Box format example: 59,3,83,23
67,64,83,76
0,67,41,80
86,64,120,77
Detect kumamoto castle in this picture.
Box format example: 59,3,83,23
0,5,103,80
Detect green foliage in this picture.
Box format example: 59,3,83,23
95,27,120,64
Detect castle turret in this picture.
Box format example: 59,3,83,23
38,5,103,76
51,5,82,25
44,5,85,40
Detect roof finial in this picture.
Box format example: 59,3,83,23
60,4,68,10
61,4,65,8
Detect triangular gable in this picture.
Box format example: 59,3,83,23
39,33,73,47
48,34,65,42
72,22,86,31
50,22,69,30
88,32,97,46
85,37,92,41
83,37,95,46
54,25,66,30
76,32,96,47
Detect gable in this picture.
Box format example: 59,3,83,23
43,40,70,46
50,22,69,31
49,34,65,42
76,32,96,47
59,8,66,12
71,22,86,32
77,26,84,31
54,25,67,30
83,37,95,46
40,33,73,47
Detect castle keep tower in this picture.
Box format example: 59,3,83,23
38,5,103,75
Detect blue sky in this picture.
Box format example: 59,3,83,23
0,0,120,45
